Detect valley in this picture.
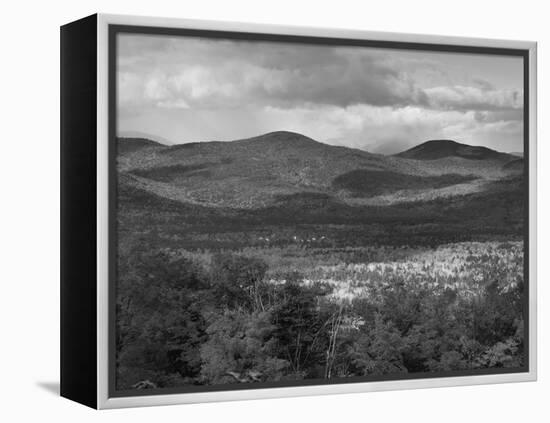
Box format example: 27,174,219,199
114,130,526,391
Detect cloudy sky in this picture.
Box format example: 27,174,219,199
117,33,524,154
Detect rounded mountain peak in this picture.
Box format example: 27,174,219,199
395,139,510,161
238,131,321,148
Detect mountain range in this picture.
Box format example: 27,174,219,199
117,131,522,210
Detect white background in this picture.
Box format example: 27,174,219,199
0,0,547,421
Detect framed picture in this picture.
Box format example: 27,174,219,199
60,14,537,409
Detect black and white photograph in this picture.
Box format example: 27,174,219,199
3,0,549,417
113,29,528,394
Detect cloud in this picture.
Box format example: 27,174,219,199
157,99,190,109
472,78,495,90
424,85,523,112
474,109,523,123
119,47,520,114
117,36,433,110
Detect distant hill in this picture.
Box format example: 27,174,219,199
502,158,524,172
116,132,518,209
117,137,165,154
395,139,514,162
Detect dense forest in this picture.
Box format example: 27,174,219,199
116,241,524,390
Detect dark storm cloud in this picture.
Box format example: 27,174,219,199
272,52,430,108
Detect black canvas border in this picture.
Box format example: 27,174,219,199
107,23,531,399
60,14,98,409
